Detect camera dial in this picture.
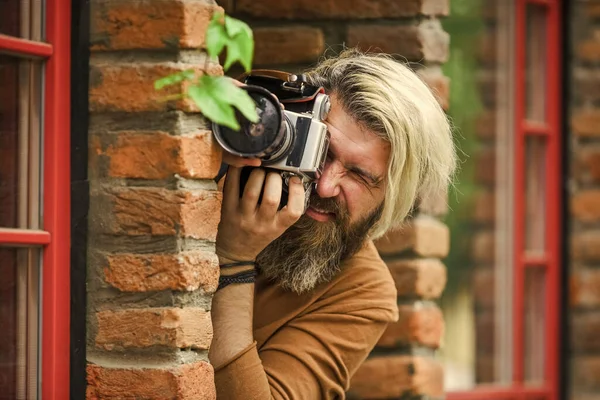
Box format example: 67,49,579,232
212,85,294,163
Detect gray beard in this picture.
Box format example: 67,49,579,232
256,202,383,294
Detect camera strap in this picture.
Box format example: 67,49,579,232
237,69,325,111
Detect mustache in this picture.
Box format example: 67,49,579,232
308,194,346,218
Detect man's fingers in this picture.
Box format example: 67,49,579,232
258,172,283,220
223,166,241,210
222,152,261,168
278,177,305,225
241,168,266,215
222,149,261,167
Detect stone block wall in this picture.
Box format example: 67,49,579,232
85,1,223,398
570,1,600,398
350,215,449,399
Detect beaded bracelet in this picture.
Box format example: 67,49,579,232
217,268,257,291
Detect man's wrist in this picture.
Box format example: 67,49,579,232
215,255,257,291
217,253,255,265
217,269,257,291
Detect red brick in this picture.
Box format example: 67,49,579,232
478,0,500,20
589,3,600,18
375,215,449,258
572,111,600,137
90,0,220,51
570,269,600,308
347,21,449,63
220,0,235,14
387,259,446,299
572,231,600,262
476,354,495,383
471,190,495,224
572,190,600,223
474,147,496,186
569,393,600,400
417,68,450,110
88,135,104,179
236,0,449,19
475,110,496,139
96,307,212,350
99,132,222,180
104,251,219,293
253,27,325,66
577,32,600,63
377,305,444,349
473,267,495,308
572,357,600,392
418,189,449,216
572,312,600,352
478,74,498,108
86,361,215,399
476,31,497,65
94,187,222,240
471,231,495,264
576,147,600,184
349,356,443,399
475,310,495,354
89,63,222,113
573,69,600,103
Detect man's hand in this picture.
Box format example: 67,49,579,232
221,152,261,168
216,167,305,262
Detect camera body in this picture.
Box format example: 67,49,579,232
212,71,331,209
259,93,330,180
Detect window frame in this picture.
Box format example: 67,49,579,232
0,0,71,398
446,0,562,399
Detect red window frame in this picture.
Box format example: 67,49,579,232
447,0,562,399
0,0,71,398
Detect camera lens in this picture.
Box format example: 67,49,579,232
212,85,293,161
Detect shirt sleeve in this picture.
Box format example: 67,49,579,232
214,262,398,400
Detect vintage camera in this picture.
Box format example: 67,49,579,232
212,71,331,210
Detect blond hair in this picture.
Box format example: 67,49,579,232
305,48,457,239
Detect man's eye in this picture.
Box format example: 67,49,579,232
351,171,370,186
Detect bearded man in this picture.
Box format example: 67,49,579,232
210,49,456,399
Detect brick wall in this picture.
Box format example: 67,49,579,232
224,1,451,398
84,0,451,398
471,5,502,385
570,1,600,398
351,215,449,399
85,1,223,398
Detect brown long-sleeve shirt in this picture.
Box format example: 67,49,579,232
213,240,398,399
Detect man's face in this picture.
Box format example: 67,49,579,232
308,95,390,225
257,95,390,293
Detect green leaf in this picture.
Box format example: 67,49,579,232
208,76,259,122
224,15,252,38
154,69,195,90
223,28,254,72
206,13,228,58
188,83,240,130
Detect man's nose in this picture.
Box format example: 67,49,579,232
315,160,342,198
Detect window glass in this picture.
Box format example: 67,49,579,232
525,5,547,123
440,0,516,389
0,247,40,400
0,56,21,228
0,56,42,230
525,137,546,257
0,0,22,37
0,0,43,40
